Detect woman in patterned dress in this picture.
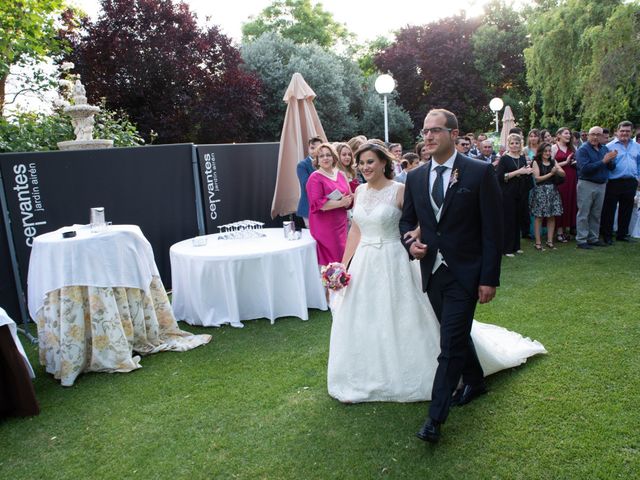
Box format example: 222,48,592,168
530,143,565,251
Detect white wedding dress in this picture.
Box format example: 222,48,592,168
327,182,546,403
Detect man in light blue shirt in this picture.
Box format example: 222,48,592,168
602,121,640,243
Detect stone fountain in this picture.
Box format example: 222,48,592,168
57,79,114,151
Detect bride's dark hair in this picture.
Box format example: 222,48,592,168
354,142,395,179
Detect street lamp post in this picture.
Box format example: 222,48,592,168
375,74,395,143
489,97,504,133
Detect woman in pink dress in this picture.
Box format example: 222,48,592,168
552,127,577,242
306,143,353,266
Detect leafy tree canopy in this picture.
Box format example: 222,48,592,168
242,0,352,48
241,32,412,145
66,0,263,144
350,36,392,78
0,0,68,113
577,2,640,128
472,0,530,127
524,0,625,129
375,15,489,134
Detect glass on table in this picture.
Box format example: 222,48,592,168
192,235,208,247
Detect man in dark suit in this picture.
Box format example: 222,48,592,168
400,109,503,443
296,137,323,227
474,139,498,164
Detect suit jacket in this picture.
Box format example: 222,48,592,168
399,153,503,296
474,153,497,163
296,156,315,217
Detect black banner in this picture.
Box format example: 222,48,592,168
0,144,199,306
0,209,20,320
197,143,281,232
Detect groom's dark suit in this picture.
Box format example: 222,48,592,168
400,153,503,423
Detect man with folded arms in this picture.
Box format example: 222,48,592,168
575,127,617,249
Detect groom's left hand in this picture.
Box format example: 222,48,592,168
478,285,496,304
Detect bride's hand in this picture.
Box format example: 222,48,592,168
409,239,428,260
403,226,421,244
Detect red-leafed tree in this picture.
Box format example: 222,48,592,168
375,15,489,133
65,0,263,144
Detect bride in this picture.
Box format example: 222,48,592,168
327,142,546,403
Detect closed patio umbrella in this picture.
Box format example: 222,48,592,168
270,73,327,219
499,105,516,149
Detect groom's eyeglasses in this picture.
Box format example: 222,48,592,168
421,127,452,136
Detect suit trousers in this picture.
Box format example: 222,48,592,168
601,177,637,241
427,265,483,423
575,179,606,244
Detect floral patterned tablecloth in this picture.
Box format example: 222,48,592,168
36,276,211,386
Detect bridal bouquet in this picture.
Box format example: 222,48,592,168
321,262,351,291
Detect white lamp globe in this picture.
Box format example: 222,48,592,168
489,97,504,112
375,74,395,94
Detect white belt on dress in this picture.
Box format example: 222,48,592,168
359,236,399,249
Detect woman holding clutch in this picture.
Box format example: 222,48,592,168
306,143,353,266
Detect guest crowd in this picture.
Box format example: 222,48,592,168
297,120,640,271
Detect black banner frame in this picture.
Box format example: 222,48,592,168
0,141,284,340
0,170,32,341
196,142,281,233
0,144,204,338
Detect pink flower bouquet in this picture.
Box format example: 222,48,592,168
320,262,351,291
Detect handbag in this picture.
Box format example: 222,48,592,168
554,174,565,186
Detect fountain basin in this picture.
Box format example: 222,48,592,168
58,139,114,150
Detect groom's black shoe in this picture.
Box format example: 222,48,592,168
416,418,441,443
451,383,487,407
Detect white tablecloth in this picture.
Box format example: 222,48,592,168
26,224,211,386
0,307,35,378
170,228,327,327
27,224,159,319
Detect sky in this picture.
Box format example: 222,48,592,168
70,0,526,43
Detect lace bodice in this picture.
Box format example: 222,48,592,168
353,182,402,241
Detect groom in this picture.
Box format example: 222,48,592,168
400,109,503,443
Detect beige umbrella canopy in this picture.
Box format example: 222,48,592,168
499,105,516,149
270,73,327,219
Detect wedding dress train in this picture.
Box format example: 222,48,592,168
327,182,546,403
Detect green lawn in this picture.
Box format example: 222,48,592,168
2,241,639,479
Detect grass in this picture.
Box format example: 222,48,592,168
1,240,639,479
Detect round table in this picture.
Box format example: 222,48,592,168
27,224,211,386
170,228,327,327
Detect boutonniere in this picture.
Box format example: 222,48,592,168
448,168,460,188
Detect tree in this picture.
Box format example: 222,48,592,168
357,77,414,147
375,16,489,134
580,3,640,128
524,0,622,128
472,0,530,129
241,32,412,144
351,36,392,78
242,0,352,48
0,0,67,114
66,0,263,144
241,33,354,141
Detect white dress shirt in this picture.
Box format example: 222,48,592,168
428,152,457,273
